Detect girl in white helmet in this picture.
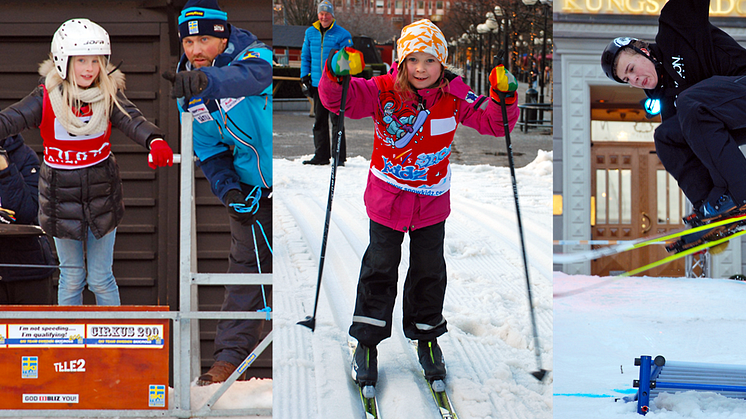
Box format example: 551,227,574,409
0,18,173,305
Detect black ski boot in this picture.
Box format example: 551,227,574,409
352,343,377,398
418,339,447,388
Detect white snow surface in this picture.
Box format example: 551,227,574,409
554,272,746,418
273,152,553,419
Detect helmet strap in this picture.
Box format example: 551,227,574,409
629,46,658,66
108,59,124,76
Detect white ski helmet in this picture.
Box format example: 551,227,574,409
51,18,111,80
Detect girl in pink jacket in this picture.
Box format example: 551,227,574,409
319,19,519,393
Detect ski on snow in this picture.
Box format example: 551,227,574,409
408,340,460,419
554,213,746,264
618,227,746,277
357,386,380,419
347,338,460,419
424,379,459,419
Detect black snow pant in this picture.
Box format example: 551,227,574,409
661,75,746,208
654,118,715,209
349,220,448,348
213,188,272,367
311,86,346,162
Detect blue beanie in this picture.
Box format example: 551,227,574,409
318,0,334,16
178,0,229,39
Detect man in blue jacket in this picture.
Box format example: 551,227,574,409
0,133,56,304
300,0,353,166
163,0,272,385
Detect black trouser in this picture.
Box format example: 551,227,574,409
665,75,746,207
654,118,716,208
213,189,272,367
0,276,54,304
349,220,448,347
311,86,346,162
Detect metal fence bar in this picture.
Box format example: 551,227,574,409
195,331,274,415
175,112,273,417
192,273,273,285
0,311,269,320
177,110,197,414
0,408,272,418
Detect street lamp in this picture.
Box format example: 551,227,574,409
494,6,510,71
538,0,552,105
521,0,539,86
483,13,500,95
477,22,490,95
461,32,473,87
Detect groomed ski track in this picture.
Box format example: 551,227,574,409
273,156,553,419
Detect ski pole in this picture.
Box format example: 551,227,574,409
494,51,547,381
298,75,350,332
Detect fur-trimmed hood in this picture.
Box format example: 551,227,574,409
38,58,126,89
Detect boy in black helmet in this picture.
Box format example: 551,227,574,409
601,0,746,230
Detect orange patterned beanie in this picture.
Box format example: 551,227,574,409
397,19,448,65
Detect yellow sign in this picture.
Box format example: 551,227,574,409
557,0,746,16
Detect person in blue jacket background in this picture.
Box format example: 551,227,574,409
300,0,353,166
162,0,273,385
0,133,57,304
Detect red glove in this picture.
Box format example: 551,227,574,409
148,138,173,169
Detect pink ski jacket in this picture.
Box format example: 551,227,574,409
319,66,519,232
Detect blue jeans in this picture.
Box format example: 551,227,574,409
54,228,120,306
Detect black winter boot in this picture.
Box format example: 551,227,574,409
418,339,447,382
352,343,378,387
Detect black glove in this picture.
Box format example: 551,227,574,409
0,207,16,224
162,70,209,101
224,188,261,225
301,74,312,88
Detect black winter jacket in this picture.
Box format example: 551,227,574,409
646,0,746,120
0,133,57,282
0,61,164,240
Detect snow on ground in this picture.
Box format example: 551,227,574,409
554,272,746,418
273,152,553,419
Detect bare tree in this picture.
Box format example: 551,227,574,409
275,0,318,26
442,0,551,72
334,8,398,43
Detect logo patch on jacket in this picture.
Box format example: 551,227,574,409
240,51,260,60
671,55,685,79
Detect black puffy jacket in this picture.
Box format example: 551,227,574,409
646,0,746,121
0,60,164,240
0,133,57,282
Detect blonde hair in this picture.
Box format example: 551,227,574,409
50,54,128,117
395,59,449,101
